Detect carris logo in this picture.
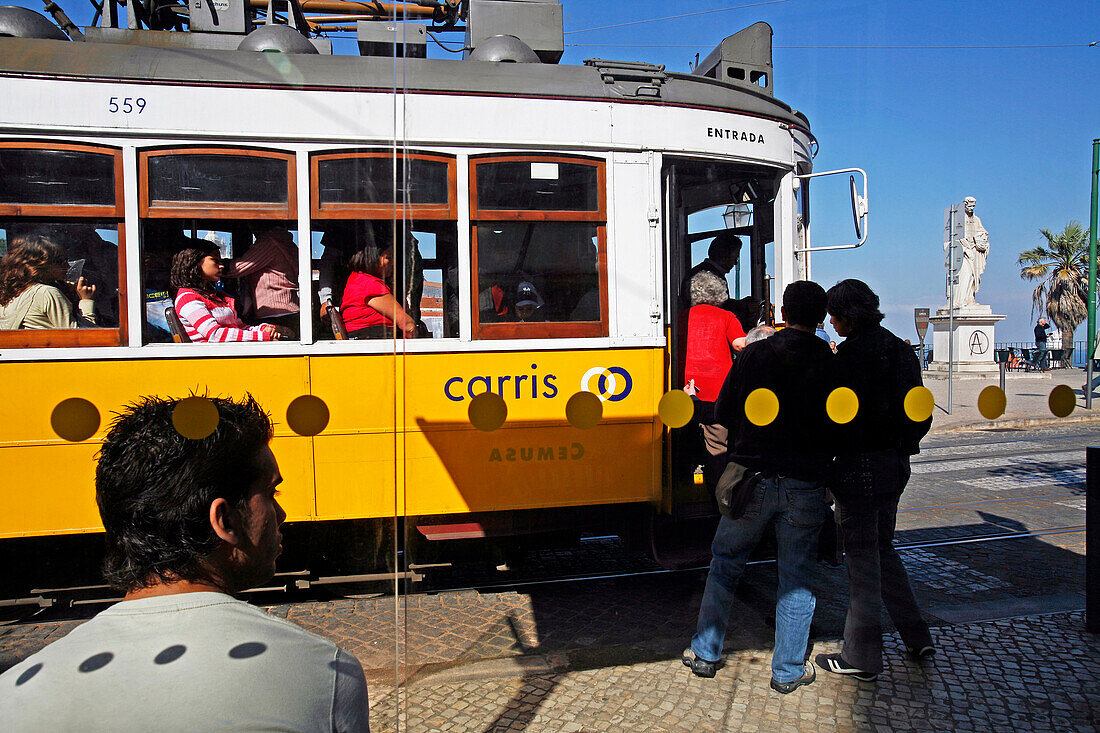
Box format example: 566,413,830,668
580,367,632,402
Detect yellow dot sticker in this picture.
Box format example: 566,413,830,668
468,391,507,432
172,396,220,440
658,390,694,429
976,385,1006,420
286,395,330,436
744,388,779,427
51,398,100,442
904,386,936,422
566,391,603,430
1048,384,1076,418
826,387,859,425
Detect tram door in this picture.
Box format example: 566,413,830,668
662,157,783,515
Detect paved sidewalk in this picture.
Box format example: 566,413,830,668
379,610,1098,732
924,367,1100,432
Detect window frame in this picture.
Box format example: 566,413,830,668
469,154,609,340
0,141,127,349
0,140,124,219
138,147,297,220
309,149,457,220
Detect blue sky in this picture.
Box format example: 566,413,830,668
13,0,1100,343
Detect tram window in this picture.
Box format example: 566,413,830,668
309,151,459,340
0,220,123,336
0,148,116,207
317,157,449,207
475,222,603,329
470,155,607,339
475,160,599,212
0,142,125,348
311,220,458,340
141,221,301,344
146,154,288,205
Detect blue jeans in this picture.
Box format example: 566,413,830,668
691,476,829,683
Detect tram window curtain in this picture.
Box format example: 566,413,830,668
469,154,608,340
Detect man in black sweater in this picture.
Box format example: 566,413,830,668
683,281,834,694
815,279,934,682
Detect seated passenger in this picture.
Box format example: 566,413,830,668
170,243,284,342
341,241,418,339
513,281,545,322
0,234,97,330
222,226,300,338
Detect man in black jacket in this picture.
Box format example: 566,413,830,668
816,279,934,682
683,281,834,694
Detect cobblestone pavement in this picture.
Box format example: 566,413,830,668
372,611,1099,733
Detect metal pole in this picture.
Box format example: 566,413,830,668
947,207,955,415
1087,446,1100,633
999,361,1006,394
1087,140,1098,409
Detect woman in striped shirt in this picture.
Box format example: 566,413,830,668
170,243,285,343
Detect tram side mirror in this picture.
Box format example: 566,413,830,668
850,174,867,241
795,167,868,251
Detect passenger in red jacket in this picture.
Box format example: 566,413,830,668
341,238,418,339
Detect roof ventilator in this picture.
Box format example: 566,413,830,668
0,6,69,41
585,59,667,98
468,34,540,63
238,0,319,54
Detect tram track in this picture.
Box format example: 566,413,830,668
420,523,1086,596
3,522,1085,621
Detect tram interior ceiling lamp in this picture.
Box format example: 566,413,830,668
723,203,753,231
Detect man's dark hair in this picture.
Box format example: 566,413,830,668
169,240,220,295
826,278,885,331
708,232,741,268
95,395,274,592
782,280,827,328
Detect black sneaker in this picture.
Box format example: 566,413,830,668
909,644,936,661
770,662,815,694
815,653,877,681
681,648,718,678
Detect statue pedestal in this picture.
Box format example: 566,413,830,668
925,305,1006,379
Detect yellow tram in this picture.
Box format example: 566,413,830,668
0,2,865,593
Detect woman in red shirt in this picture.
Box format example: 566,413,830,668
340,241,417,339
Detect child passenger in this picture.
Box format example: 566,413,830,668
170,243,284,343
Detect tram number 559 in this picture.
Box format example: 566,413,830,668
107,97,146,114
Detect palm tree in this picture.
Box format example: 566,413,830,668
1018,221,1093,351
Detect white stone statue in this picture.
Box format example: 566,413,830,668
945,196,989,308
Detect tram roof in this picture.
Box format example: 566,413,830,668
0,35,811,133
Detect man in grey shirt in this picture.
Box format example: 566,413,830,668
0,396,369,732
